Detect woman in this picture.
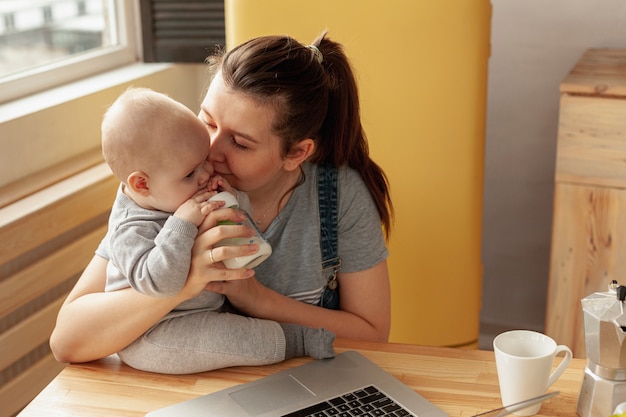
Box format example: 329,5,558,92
50,31,393,372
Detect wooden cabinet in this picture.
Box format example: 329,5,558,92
546,49,626,358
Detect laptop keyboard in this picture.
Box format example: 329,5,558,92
281,385,414,417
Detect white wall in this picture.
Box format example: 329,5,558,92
480,0,626,346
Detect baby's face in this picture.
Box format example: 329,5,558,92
148,117,213,212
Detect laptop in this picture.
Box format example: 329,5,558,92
146,350,449,417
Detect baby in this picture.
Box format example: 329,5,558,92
97,87,334,371
100,87,230,310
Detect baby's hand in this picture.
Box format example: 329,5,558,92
174,189,223,226
209,175,235,194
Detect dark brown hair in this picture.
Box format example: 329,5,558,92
207,31,393,238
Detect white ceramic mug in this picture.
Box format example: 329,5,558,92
493,330,572,416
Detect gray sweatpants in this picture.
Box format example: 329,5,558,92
117,310,286,374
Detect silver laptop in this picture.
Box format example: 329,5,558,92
146,350,449,417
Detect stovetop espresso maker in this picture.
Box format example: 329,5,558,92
578,280,626,417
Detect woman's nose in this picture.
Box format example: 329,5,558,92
208,133,225,162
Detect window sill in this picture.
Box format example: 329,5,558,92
0,62,205,204
0,63,173,125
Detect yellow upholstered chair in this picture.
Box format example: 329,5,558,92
225,0,491,347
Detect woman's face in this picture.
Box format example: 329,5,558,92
198,72,286,194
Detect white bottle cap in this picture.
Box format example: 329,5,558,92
209,191,239,208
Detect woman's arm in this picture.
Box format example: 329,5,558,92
50,255,188,363
50,209,257,363
204,260,391,342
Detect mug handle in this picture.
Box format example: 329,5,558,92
547,345,573,387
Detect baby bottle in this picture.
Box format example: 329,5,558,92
208,191,272,269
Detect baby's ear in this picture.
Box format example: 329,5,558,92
127,171,150,196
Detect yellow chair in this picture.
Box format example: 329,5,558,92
225,0,491,347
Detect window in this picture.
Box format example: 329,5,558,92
0,0,138,104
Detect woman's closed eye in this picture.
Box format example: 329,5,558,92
231,137,249,150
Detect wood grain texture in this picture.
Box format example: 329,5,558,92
560,48,626,96
547,48,626,359
18,339,585,417
555,94,626,188
546,184,626,357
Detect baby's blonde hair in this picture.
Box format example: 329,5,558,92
101,87,195,182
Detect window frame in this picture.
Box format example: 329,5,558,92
0,0,140,104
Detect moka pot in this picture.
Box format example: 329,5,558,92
577,280,626,417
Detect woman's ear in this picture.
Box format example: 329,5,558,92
284,138,315,171
127,171,150,196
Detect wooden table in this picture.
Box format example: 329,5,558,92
18,339,585,417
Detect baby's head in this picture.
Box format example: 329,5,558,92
102,87,212,212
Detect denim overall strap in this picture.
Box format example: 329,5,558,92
317,163,341,310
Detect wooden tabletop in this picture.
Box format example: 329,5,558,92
18,339,585,417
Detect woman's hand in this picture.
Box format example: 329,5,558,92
183,207,259,298
206,261,392,342
204,275,269,316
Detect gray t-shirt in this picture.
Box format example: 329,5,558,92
97,163,388,309
253,162,389,305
